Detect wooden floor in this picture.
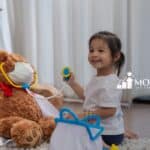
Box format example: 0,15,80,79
123,103,150,138
63,101,150,138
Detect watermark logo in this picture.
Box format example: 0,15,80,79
117,72,150,89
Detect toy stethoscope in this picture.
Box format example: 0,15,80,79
55,107,104,141
0,62,63,100
0,62,37,89
61,66,71,81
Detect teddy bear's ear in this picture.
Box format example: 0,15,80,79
0,50,9,63
0,50,15,72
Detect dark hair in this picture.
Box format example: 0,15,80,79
89,31,125,76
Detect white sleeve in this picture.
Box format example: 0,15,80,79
96,88,122,108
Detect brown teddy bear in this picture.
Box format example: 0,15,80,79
0,50,64,147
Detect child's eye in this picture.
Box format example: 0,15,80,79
98,49,104,52
89,49,94,53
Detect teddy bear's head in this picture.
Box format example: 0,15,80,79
0,50,36,88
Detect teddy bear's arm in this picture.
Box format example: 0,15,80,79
31,84,54,97
31,84,64,109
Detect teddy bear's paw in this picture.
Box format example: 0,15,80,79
10,119,43,147
0,116,23,138
38,117,56,141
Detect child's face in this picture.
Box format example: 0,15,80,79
88,38,114,74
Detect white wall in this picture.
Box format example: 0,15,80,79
130,0,150,97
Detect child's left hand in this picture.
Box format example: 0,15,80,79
77,112,86,119
64,112,96,124
64,112,85,119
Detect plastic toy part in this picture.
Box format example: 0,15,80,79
0,62,38,89
103,147,109,150
110,144,119,150
55,107,104,141
61,66,71,81
22,83,30,89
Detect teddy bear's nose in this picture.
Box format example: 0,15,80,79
26,136,33,142
32,129,37,137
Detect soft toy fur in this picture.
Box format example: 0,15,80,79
0,50,63,147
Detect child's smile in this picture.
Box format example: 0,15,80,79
90,59,102,68
88,38,114,75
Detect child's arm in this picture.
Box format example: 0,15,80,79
76,107,116,119
91,107,116,118
66,72,85,100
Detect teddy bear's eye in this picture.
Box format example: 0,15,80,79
0,55,8,62
26,136,33,142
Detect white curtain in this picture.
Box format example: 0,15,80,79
129,0,150,98
0,0,12,51
1,0,150,100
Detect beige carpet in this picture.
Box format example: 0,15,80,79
0,138,150,150
119,138,150,150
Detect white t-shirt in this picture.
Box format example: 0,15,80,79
83,74,124,135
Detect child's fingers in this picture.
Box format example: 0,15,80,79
63,72,74,82
125,130,139,139
64,113,72,119
69,72,75,80
66,72,76,84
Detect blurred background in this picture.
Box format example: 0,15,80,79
0,0,150,102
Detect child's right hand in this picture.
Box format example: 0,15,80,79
64,72,76,85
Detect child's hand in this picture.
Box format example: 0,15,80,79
77,112,86,119
64,113,73,119
64,72,76,85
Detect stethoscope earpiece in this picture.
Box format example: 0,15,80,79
61,66,71,81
